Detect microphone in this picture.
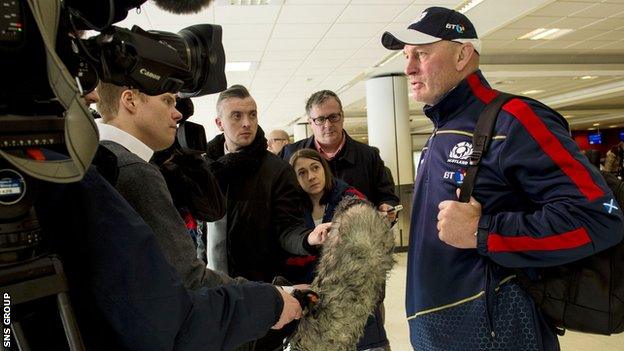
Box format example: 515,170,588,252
290,197,396,350
152,0,215,14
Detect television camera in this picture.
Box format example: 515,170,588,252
0,0,224,349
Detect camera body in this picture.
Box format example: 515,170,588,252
0,0,225,267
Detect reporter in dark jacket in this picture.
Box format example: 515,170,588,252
205,85,328,283
205,85,331,351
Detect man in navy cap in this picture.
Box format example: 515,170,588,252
382,6,624,350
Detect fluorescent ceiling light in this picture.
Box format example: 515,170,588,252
578,75,598,80
522,89,545,95
593,123,601,126
518,28,573,40
609,125,619,128
588,127,596,130
225,62,252,72
458,0,485,13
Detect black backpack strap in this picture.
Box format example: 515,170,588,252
458,92,517,203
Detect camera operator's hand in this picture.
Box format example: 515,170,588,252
271,288,302,329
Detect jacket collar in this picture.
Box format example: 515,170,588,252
307,131,356,166
423,70,489,127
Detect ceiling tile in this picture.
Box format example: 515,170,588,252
325,23,387,38
571,3,624,18
581,17,624,30
277,5,347,24
262,50,310,60
272,23,332,38
284,77,325,89
564,29,608,40
215,6,280,24
320,75,356,89
307,49,355,60
254,68,298,77
585,30,623,41
300,58,345,69
534,2,597,17
316,37,370,50
221,24,273,41
353,47,389,61
593,40,624,49
294,66,341,76
505,16,560,29
481,40,514,50
266,37,321,51
499,40,539,50
530,40,585,50
574,40,623,50
485,28,537,40
260,60,302,70
224,72,253,86
223,39,268,52
550,17,605,29
337,5,406,23
225,51,265,61
342,56,379,68
252,76,292,88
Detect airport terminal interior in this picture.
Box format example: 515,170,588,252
110,1,624,349
112,0,624,350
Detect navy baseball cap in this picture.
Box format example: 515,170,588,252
382,7,480,53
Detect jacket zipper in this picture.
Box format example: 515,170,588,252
484,264,496,340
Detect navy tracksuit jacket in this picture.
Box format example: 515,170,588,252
407,70,624,350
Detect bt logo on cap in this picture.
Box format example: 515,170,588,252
446,23,465,34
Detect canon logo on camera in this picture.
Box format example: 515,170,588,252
139,68,161,81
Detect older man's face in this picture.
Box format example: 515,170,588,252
308,97,344,148
403,41,463,106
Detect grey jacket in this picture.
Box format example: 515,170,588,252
101,140,246,289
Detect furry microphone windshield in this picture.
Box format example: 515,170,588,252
152,0,214,14
290,197,396,351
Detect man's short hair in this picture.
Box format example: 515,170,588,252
305,90,343,116
216,84,252,116
96,82,143,120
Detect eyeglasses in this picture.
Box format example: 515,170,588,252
269,138,288,143
310,113,342,126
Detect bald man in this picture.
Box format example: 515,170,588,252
267,129,290,154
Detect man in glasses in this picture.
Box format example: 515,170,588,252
267,129,291,154
281,89,398,351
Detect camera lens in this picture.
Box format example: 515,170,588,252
178,24,227,97
147,24,227,97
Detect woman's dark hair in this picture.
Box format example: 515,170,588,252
289,148,335,206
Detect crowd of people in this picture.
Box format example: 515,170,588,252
28,5,624,351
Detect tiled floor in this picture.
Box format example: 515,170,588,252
384,253,624,351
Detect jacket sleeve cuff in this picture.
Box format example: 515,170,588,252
476,214,491,256
302,233,320,255
270,285,285,326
